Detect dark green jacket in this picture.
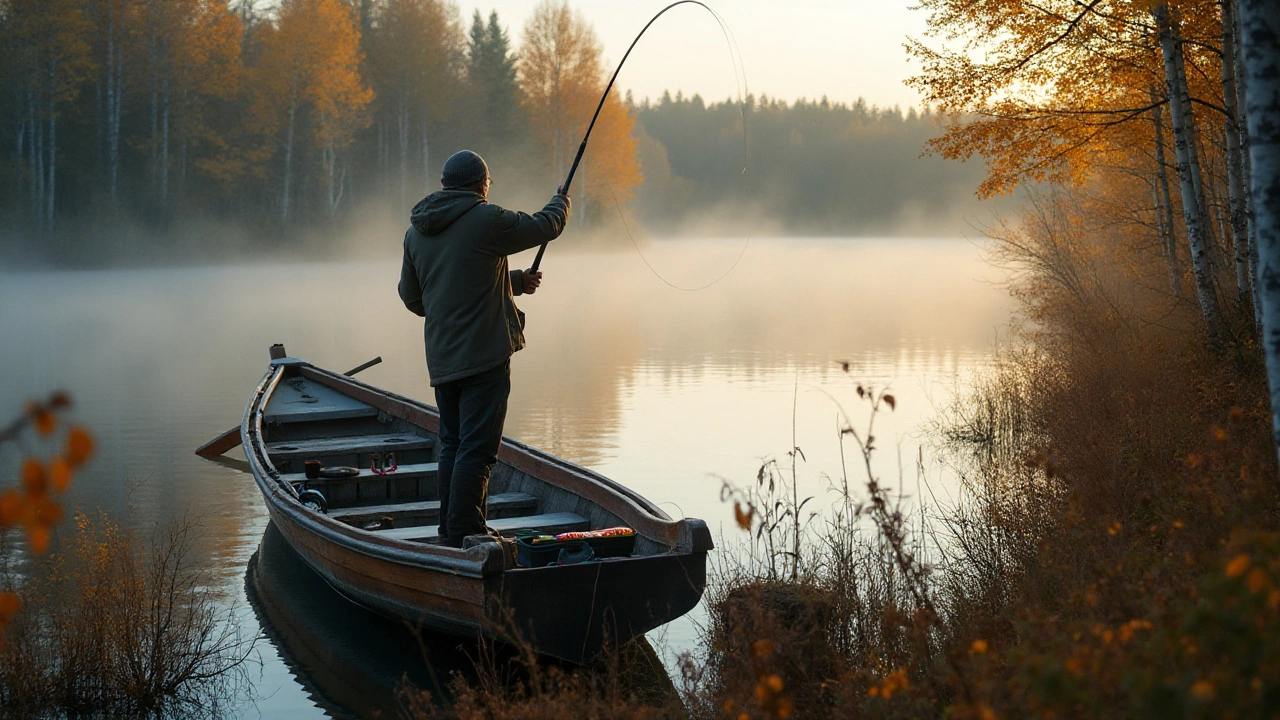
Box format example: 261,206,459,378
398,189,570,385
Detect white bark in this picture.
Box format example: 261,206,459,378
1238,0,1280,465
161,71,170,202
398,92,408,209
1225,0,1250,305
281,86,297,222
1154,4,1228,344
46,58,56,231
1152,87,1182,297
1237,3,1264,336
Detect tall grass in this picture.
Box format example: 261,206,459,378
0,512,256,717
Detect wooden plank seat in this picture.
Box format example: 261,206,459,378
279,462,439,486
266,433,432,462
329,492,537,526
280,462,440,506
373,512,589,543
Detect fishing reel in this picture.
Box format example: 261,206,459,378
297,486,328,514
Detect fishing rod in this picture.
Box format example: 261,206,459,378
530,0,739,273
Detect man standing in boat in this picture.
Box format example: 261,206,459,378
398,150,570,548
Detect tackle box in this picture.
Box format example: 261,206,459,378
512,529,636,568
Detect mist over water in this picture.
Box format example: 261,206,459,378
0,237,1010,716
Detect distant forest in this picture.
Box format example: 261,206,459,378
0,0,987,263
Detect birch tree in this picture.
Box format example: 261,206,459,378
364,0,463,208
520,0,641,219
251,0,371,221
1237,0,1280,465
1153,3,1227,344
4,0,92,233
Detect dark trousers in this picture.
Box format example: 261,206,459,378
434,361,510,545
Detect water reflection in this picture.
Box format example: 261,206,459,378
246,522,478,718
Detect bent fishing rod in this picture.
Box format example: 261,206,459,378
530,0,734,274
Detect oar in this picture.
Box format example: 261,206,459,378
195,356,383,459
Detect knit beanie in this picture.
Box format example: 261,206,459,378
441,150,489,189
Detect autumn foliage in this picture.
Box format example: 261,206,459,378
0,393,95,642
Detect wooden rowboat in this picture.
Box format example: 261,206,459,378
237,346,712,663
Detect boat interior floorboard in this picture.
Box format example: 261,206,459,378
372,512,589,542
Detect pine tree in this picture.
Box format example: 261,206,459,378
466,10,521,148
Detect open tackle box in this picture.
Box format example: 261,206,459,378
512,527,636,568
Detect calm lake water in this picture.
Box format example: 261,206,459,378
0,237,1011,718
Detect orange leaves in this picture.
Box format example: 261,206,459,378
1227,553,1251,578
866,668,910,700
3,395,93,557
519,0,641,206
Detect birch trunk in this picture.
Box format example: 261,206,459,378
398,92,408,209
1237,3,1263,336
281,85,297,222
1154,4,1228,345
1224,0,1250,305
28,77,40,227
46,58,56,231
149,2,159,200
1238,0,1280,466
106,1,122,204
160,71,170,203
1152,87,1182,296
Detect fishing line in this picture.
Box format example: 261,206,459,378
530,0,752,280
607,184,750,292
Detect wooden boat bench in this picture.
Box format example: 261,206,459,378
279,462,439,506
266,433,433,462
328,491,538,527
372,512,590,543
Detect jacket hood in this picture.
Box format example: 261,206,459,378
410,190,484,235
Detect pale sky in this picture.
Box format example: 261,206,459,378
455,1,929,111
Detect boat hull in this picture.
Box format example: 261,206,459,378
242,357,711,662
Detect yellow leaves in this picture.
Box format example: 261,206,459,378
971,639,989,654
1226,553,1251,578
1189,679,1215,702
0,491,22,527
66,426,94,468
519,0,641,206
50,458,72,494
734,502,755,531
4,397,92,556
867,668,910,700
21,459,45,495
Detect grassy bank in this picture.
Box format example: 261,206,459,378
0,512,255,717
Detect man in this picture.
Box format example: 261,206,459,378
398,149,570,548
